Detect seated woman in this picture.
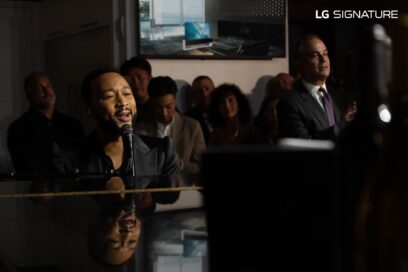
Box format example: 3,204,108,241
208,84,253,145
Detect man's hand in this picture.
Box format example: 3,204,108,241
343,101,357,123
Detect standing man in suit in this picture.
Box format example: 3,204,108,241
135,76,205,186
277,34,357,141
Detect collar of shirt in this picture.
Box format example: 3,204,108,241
302,79,327,109
156,117,174,138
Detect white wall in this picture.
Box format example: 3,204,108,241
151,59,288,93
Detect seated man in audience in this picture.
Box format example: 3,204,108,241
265,72,294,99
120,57,153,123
7,71,84,173
135,76,205,186
277,34,357,141
252,95,280,144
252,73,294,144
185,75,215,143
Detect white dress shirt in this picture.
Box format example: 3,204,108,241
302,79,327,110
156,117,175,138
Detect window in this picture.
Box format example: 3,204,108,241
151,0,204,26
139,0,150,22
183,0,205,23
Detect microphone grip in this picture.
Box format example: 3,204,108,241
120,124,137,214
120,124,136,177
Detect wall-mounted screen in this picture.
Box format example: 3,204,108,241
137,0,286,59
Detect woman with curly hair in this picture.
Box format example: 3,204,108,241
208,83,253,145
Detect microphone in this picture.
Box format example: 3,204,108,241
120,124,134,163
120,124,136,214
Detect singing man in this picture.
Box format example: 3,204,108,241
59,69,181,210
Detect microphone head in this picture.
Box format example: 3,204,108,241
120,124,133,136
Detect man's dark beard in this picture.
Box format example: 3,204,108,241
95,115,122,135
34,99,54,110
94,113,135,135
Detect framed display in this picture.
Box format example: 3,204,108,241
137,0,286,59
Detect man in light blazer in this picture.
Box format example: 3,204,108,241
134,76,205,186
277,34,357,141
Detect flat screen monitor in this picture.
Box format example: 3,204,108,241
182,22,213,50
185,22,211,42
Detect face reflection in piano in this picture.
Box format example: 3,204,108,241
88,177,142,266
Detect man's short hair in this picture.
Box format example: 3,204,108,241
265,73,294,99
24,71,49,93
148,76,178,99
120,57,152,76
293,34,323,61
81,68,117,104
192,75,213,87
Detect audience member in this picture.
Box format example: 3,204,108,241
185,75,215,143
208,83,253,145
277,34,357,141
135,76,205,186
265,72,294,99
120,57,153,123
252,95,279,144
7,71,84,173
252,73,294,144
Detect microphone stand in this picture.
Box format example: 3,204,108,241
121,124,136,214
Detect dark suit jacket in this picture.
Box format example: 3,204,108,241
277,80,350,141
57,131,181,204
7,108,84,173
